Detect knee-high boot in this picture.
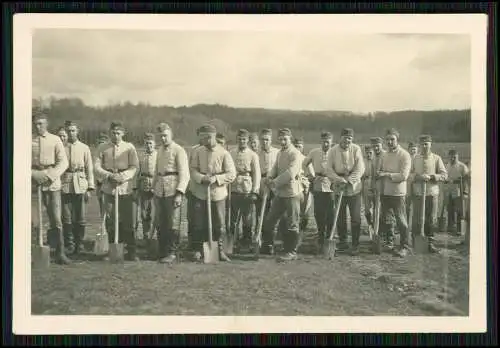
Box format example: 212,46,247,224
55,228,71,264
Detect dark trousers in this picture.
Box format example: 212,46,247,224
139,191,155,239
191,196,226,252
104,193,137,255
337,193,362,246
186,191,195,250
446,194,463,232
61,193,87,249
39,190,66,255
380,195,409,248
412,195,439,242
156,195,182,257
96,182,105,218
406,195,413,233
313,191,336,243
262,195,301,253
230,193,256,245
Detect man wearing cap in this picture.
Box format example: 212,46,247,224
189,124,236,262
229,129,261,252
60,121,95,255
32,112,70,264
186,127,204,253
136,133,158,247
325,128,365,255
95,121,140,261
444,149,469,236
409,135,448,253
302,131,336,251
261,128,303,262
249,132,260,153
152,123,190,264
95,132,110,218
362,145,376,235
376,128,412,257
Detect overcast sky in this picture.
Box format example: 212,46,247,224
32,30,471,113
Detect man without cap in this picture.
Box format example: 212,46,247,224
376,129,413,257
302,131,336,251
261,128,304,262
95,121,140,261
95,132,110,218
325,128,365,255
32,112,70,264
362,145,376,236
136,133,158,249
229,129,261,252
189,124,236,262
152,123,190,263
186,127,204,253
60,121,95,255
409,135,448,253
444,149,469,236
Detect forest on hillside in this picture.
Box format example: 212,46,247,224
32,97,471,146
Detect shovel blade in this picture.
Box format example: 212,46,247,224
32,245,51,269
93,234,109,255
323,240,336,260
109,243,124,263
203,241,219,264
371,235,382,254
225,233,234,256
413,235,428,254
460,220,467,237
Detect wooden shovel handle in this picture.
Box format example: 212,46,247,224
207,185,213,242
328,190,344,241
114,187,119,244
255,189,269,243
420,181,427,237
37,185,43,247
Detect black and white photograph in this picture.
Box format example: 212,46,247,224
13,14,487,334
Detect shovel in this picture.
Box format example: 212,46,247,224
253,189,269,259
438,188,447,232
94,210,109,255
413,181,428,253
371,183,382,254
460,177,468,238
225,186,234,255
203,185,219,263
108,187,124,263
32,185,50,269
323,189,344,260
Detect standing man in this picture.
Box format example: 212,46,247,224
60,121,95,255
249,132,260,153
152,123,190,263
136,133,158,245
292,136,313,232
95,132,110,218
229,129,261,252
444,149,469,236
186,127,204,253
56,126,68,145
410,135,448,253
362,145,376,235
376,129,412,257
302,131,336,251
325,128,365,256
406,142,418,229
95,121,140,261
189,124,236,262
260,128,303,262
31,111,70,264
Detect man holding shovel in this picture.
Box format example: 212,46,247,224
60,121,95,256
31,111,70,265
325,128,365,256
95,121,140,261
376,128,412,257
406,142,418,232
444,149,469,236
189,124,236,262
152,123,190,264
409,134,448,253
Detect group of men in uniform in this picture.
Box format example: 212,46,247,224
32,110,470,266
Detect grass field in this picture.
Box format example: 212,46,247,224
31,142,471,316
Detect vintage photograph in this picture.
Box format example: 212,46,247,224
14,14,487,334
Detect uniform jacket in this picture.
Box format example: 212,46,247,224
268,145,303,198
326,143,365,197
230,147,261,194
152,141,190,198
409,152,448,197
32,131,69,192
61,140,95,194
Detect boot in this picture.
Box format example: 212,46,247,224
218,240,231,262
72,224,85,255
63,224,74,254
55,228,71,265
278,230,299,262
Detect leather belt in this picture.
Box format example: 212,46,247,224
200,172,223,175
66,168,84,173
140,173,154,178
157,171,178,177
105,168,128,173
32,164,55,170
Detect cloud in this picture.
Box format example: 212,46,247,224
32,30,471,113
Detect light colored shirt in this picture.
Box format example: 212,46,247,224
137,150,157,192
32,131,69,192
94,141,139,195
407,154,417,196
410,152,448,197
187,144,202,194
379,145,412,196
297,151,312,191
190,144,236,201
362,158,375,198
152,141,190,198
230,147,261,194
326,144,365,197
61,140,95,194
303,147,333,192
268,145,303,198
258,147,280,176
444,160,469,198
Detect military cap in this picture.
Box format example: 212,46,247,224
156,122,171,132
448,149,458,156
237,129,250,137
64,120,78,128
144,132,155,141
278,128,292,137
341,128,354,137
110,121,125,131
385,128,400,139
32,110,48,121
293,136,304,145
249,132,259,140
419,134,432,143
321,131,333,139
260,128,273,135
364,144,373,151
56,126,67,133
98,132,109,141
199,124,217,134
370,137,383,145
408,141,416,148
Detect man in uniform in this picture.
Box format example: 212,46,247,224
95,132,110,218
376,128,412,257
260,128,303,262
60,121,95,256
31,111,70,264
362,145,376,235
444,149,469,236
56,126,68,145
189,124,236,262
186,127,204,253
152,123,190,263
229,129,261,252
302,131,336,251
95,121,140,261
292,136,313,232
249,132,260,153
409,134,448,253
136,133,158,246
406,142,418,230
325,128,365,255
